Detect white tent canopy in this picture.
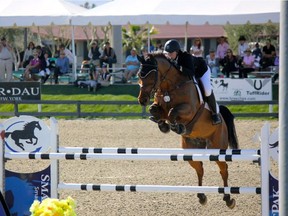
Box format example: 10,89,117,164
72,0,280,26
0,0,86,27
0,0,87,78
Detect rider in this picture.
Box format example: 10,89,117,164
163,39,221,125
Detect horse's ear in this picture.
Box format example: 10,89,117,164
137,55,144,63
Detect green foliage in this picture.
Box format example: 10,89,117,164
122,24,159,54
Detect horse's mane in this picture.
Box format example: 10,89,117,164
147,52,167,60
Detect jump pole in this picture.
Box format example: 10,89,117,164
58,147,260,155
4,152,260,162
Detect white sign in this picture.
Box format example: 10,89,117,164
211,78,272,101
4,115,51,153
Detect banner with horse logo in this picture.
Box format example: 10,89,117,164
211,78,272,101
3,116,51,153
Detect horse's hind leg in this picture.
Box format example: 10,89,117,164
216,161,236,209
188,161,207,205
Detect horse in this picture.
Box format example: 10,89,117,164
137,53,239,209
5,121,42,151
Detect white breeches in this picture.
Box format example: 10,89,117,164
199,67,212,97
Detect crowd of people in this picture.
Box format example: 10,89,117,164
204,36,279,79
0,35,279,85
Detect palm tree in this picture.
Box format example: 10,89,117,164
122,24,158,56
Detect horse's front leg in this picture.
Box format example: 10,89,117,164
149,103,170,133
216,161,236,209
34,137,38,145
168,104,193,134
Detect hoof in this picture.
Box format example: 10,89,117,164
158,122,170,133
170,123,186,135
226,198,236,209
197,193,207,205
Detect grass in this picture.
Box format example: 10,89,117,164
0,84,278,119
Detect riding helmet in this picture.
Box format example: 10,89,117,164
164,39,181,53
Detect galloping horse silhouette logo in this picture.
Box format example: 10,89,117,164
5,121,42,151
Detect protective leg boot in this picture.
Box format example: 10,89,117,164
206,92,222,125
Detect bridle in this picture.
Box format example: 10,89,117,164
138,61,173,96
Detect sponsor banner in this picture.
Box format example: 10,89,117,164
5,166,51,216
211,78,272,101
0,82,41,101
269,172,279,216
3,116,51,153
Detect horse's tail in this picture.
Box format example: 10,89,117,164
4,132,12,138
219,105,239,149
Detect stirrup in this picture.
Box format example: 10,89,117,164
212,114,222,125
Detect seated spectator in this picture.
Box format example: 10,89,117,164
260,39,276,69
216,36,230,61
77,65,101,91
100,63,110,82
272,49,279,83
190,38,204,57
219,49,238,78
22,41,35,68
54,51,70,84
239,48,255,78
59,44,74,65
252,43,262,70
140,47,148,58
205,50,220,78
155,40,163,52
88,41,102,67
100,41,117,71
39,52,52,84
23,49,41,81
122,48,140,83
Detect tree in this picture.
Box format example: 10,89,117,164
224,22,279,52
122,24,159,56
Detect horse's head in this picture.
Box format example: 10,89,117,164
26,121,42,131
137,54,159,106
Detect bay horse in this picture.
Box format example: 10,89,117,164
137,53,239,209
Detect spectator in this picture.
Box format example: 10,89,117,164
252,43,262,70
54,51,70,84
155,40,163,52
260,39,276,69
206,50,220,78
88,41,102,67
77,64,101,92
0,37,13,82
22,41,35,68
220,49,238,78
100,41,117,71
190,38,204,57
140,47,148,58
237,36,249,59
239,48,255,78
23,49,41,81
39,52,52,84
143,39,155,52
99,63,110,82
123,48,140,83
216,36,230,60
59,44,74,65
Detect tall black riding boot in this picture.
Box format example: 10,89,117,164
206,92,222,125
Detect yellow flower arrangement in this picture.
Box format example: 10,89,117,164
29,196,76,216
